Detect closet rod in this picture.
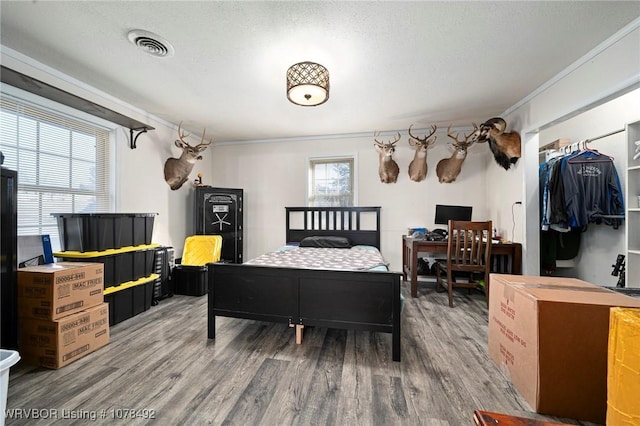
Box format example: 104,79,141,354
583,128,625,143
557,128,625,155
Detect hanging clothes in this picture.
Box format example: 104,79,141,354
561,150,625,229
538,146,624,274
539,156,570,232
540,148,624,231
540,228,582,274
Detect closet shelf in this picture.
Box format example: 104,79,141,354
0,65,154,149
539,138,571,152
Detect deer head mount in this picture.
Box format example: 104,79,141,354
374,131,401,184
164,122,212,190
475,117,521,170
435,124,478,183
407,124,437,182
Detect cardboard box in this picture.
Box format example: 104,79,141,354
607,307,640,425
488,274,640,424
19,303,109,369
18,262,104,320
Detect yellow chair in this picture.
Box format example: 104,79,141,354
173,235,222,296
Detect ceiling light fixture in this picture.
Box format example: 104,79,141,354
127,29,175,58
286,61,329,106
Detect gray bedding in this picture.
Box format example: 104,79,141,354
245,246,389,271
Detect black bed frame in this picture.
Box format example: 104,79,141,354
207,206,402,362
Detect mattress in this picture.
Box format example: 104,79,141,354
245,245,389,271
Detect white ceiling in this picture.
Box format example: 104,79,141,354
1,1,639,143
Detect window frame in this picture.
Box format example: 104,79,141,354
307,154,357,207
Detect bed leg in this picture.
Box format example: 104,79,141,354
207,280,215,339
208,316,216,339
392,277,401,362
296,324,304,345
392,331,401,362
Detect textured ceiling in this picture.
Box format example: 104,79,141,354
1,1,639,143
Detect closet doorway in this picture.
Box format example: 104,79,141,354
536,89,639,286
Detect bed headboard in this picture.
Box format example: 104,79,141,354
286,207,381,248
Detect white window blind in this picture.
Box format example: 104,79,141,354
308,157,354,207
0,96,111,251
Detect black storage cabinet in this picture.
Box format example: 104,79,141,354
153,246,174,303
1,167,18,349
194,187,243,263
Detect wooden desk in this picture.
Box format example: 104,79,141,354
402,235,522,298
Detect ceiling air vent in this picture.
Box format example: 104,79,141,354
127,30,175,58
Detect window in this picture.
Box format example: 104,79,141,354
0,95,111,251
308,157,355,207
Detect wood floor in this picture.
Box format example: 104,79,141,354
5,281,600,426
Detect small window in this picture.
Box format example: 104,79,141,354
308,157,355,207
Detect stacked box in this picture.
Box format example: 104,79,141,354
17,262,104,320
17,262,109,369
19,303,109,369
487,274,640,424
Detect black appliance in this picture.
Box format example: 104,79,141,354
194,187,243,264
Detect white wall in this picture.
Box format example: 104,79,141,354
210,133,491,271
113,122,213,256
487,19,640,276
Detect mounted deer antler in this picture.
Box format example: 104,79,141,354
164,121,213,190
408,124,437,182
435,124,478,183
475,117,521,170
374,131,401,183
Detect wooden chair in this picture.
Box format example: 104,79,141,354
435,220,493,307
